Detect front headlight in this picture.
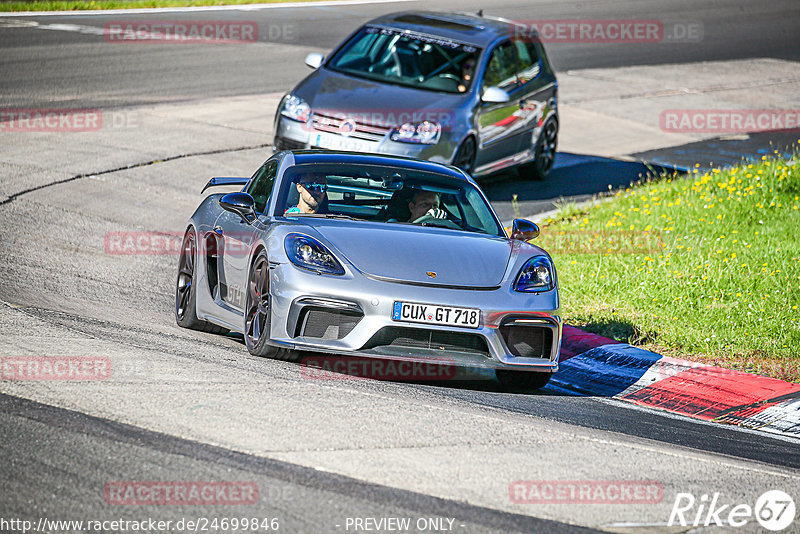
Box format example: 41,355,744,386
284,234,344,275
391,120,441,144
279,94,311,123
513,256,555,292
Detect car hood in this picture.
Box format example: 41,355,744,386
308,221,512,287
294,68,467,129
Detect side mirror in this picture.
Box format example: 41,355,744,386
511,219,540,241
481,86,510,104
305,52,324,69
220,192,256,223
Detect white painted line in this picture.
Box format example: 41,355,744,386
0,20,107,35
0,0,416,17
0,19,258,41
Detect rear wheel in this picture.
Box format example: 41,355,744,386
496,370,552,391
175,228,228,334
519,119,558,180
452,136,476,175
245,251,297,361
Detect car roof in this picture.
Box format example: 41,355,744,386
364,11,521,49
287,150,470,181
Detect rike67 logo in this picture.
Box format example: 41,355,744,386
669,490,796,531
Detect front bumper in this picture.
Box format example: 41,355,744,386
267,261,561,373
274,117,457,166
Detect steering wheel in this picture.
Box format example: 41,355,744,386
412,213,461,230
436,73,461,82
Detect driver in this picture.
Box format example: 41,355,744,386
408,190,447,223
285,173,327,214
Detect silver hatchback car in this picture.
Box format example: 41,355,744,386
273,11,558,180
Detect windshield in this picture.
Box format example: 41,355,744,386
275,163,504,237
327,26,481,94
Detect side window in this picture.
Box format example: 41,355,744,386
246,160,278,214
514,41,541,84
482,42,518,93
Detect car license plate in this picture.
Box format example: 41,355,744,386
392,301,480,329
313,132,375,153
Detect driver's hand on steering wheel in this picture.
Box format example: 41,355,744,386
426,208,447,219
411,208,447,224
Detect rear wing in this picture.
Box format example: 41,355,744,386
201,176,249,194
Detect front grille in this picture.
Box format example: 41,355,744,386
298,308,362,340
274,136,306,151
499,325,553,359
311,112,392,142
362,327,489,357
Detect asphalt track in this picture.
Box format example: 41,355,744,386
1,1,800,532
1,0,799,109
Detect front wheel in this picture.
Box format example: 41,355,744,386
519,120,558,181
244,251,297,361
452,136,476,176
496,370,552,391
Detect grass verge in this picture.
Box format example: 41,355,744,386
539,147,800,382
0,0,307,12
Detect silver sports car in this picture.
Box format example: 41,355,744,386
176,151,561,390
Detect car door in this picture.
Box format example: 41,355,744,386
214,160,278,312
510,39,556,155
474,40,521,171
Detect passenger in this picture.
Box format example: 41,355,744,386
285,174,327,214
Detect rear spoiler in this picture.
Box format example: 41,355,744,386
201,176,249,194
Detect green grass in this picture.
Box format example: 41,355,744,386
0,0,307,11
539,147,800,382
